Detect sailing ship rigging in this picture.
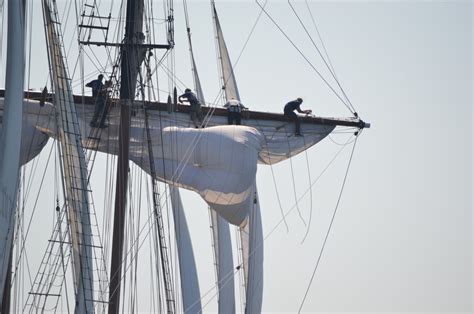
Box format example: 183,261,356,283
0,0,370,312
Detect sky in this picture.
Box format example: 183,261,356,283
0,0,472,313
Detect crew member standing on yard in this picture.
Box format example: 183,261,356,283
284,97,312,136
179,88,203,128
87,74,108,128
224,97,247,125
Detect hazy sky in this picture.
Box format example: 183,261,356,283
1,0,472,313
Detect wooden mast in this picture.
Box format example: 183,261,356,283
107,0,173,311
108,0,144,312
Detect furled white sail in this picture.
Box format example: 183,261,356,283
169,186,202,313
0,0,25,305
43,0,95,311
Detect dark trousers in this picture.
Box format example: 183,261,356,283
227,111,241,125
190,110,203,128
91,97,107,127
284,110,301,135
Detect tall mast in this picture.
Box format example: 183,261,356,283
108,0,145,312
0,0,25,310
107,0,174,311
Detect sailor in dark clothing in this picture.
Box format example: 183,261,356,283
86,74,108,128
224,97,247,125
284,98,312,136
179,88,203,128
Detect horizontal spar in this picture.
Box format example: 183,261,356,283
0,89,370,129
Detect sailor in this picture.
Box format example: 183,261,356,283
283,97,312,136
179,88,203,128
87,74,108,128
223,97,247,125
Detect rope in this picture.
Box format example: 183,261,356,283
287,136,307,227
300,135,313,243
254,0,355,115
287,0,356,113
298,135,359,312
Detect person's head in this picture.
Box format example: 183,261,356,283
98,74,104,81
185,88,191,93
297,97,303,103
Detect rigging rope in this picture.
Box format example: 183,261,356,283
287,0,356,113
300,135,313,243
254,0,355,115
298,135,359,312
286,136,307,227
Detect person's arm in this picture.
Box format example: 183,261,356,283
296,105,311,114
85,81,92,88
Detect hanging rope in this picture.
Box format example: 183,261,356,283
298,135,359,312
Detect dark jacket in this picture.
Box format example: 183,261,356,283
179,91,201,107
86,79,104,97
284,100,302,114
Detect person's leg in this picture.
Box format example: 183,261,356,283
198,110,203,124
98,98,107,127
236,113,241,125
90,98,100,127
191,111,199,128
294,115,301,135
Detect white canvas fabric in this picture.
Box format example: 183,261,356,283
170,186,202,313
9,104,334,225
213,5,240,102
239,181,263,314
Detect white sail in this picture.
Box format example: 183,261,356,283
212,3,264,312
186,21,236,311
43,1,95,311
210,210,235,313
212,3,240,101
169,186,202,313
0,0,25,305
7,103,335,226
239,182,263,313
